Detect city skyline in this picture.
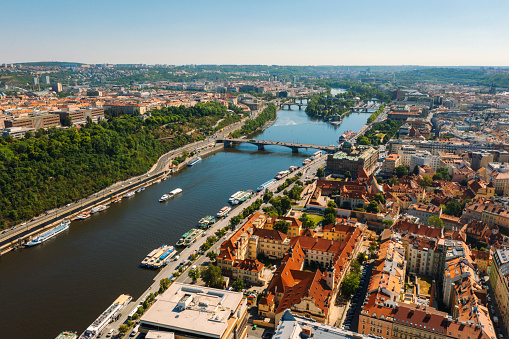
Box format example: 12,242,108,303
2,0,508,66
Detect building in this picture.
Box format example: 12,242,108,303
407,203,442,225
489,249,509,331
231,258,266,285
52,83,63,92
326,142,379,177
53,108,105,125
139,282,248,339
1,126,36,138
381,153,401,177
4,113,61,130
274,310,369,339
43,76,50,84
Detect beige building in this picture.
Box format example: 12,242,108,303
231,258,266,285
326,142,378,178
490,249,509,332
381,153,401,177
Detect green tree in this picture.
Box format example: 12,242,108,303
419,174,433,188
436,167,452,181
389,176,399,186
323,206,337,225
274,219,290,234
232,279,245,292
119,324,129,333
395,166,408,178
382,220,393,228
413,165,420,175
366,200,380,213
327,200,338,208
62,115,73,127
373,193,385,204
428,215,444,228
444,200,463,217
299,213,316,229
188,268,201,283
207,251,218,261
317,167,325,178
340,273,360,298
432,172,443,181
201,265,224,288
345,171,352,178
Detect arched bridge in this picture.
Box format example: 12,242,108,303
216,138,337,153
279,97,310,110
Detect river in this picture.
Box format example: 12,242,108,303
0,101,370,339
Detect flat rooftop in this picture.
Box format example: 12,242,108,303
140,282,245,339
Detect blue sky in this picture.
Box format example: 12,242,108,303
1,0,508,65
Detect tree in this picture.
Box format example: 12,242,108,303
207,251,218,261
323,206,337,225
299,213,316,229
340,273,360,298
395,166,408,178
419,174,432,188
119,324,129,333
317,167,325,178
436,167,452,181
62,115,73,127
327,200,338,208
274,220,290,234
432,172,443,181
428,215,444,228
188,268,201,283
345,171,352,178
366,200,380,213
232,279,245,292
389,177,399,186
413,165,420,175
373,193,385,204
357,252,367,264
444,200,463,217
201,265,224,288
382,220,393,228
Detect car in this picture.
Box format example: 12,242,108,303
191,265,197,270
106,329,114,337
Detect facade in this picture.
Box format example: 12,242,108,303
53,108,105,125
489,249,509,332
381,153,401,177
231,258,266,285
4,113,61,130
139,283,248,339
407,203,442,225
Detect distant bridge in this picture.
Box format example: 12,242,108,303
279,97,310,110
216,138,337,153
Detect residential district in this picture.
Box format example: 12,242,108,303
2,64,509,339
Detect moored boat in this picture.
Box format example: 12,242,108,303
198,215,215,228
187,157,202,166
124,191,135,198
257,179,276,192
90,205,109,214
176,229,203,247
25,220,70,247
228,191,244,204
74,212,90,220
217,206,231,218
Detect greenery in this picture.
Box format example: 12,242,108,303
229,103,277,138
443,200,463,217
366,200,380,213
432,167,452,181
263,196,292,217
284,183,304,200
188,268,201,283
273,219,290,234
428,215,444,228
383,220,393,227
0,102,239,228
366,104,385,123
232,279,245,292
357,119,403,146
207,251,218,261
298,213,316,229
201,264,224,289
277,173,302,193
322,206,337,225
419,174,433,188
316,167,326,178
395,166,408,178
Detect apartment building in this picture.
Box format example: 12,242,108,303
407,203,442,225
231,258,266,285
326,142,379,178
489,249,509,331
4,113,61,130
381,153,401,177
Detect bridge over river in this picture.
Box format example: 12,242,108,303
216,138,338,153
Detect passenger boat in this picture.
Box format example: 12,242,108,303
141,245,176,268
302,158,312,166
112,197,122,203
25,220,70,247
168,188,183,197
289,166,298,172
90,205,109,214
74,212,90,220
311,151,323,160
257,179,276,192
339,130,355,142
198,215,215,228
217,206,231,218
275,170,290,180
159,194,170,202
234,190,254,204
176,229,203,247
78,294,132,339
228,191,244,204
187,157,202,166
124,191,135,198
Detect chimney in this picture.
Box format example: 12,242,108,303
301,326,312,338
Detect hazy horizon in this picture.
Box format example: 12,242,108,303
2,0,508,66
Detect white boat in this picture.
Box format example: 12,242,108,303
169,188,182,197
187,157,202,166
257,179,276,192
217,206,232,218
90,205,109,214
74,213,90,220
302,158,312,166
159,194,170,202
229,191,244,204
25,220,70,247
79,294,132,339
124,191,135,198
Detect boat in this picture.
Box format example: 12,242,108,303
311,151,323,160
159,194,170,202
234,190,254,204
78,294,132,339
229,191,244,204
55,332,77,339
339,130,355,142
141,245,176,268
25,220,70,247
176,229,203,247
187,157,202,166
198,215,215,229
74,212,90,220
275,170,290,180
302,158,312,166
216,206,231,218
112,197,122,203
135,188,142,193
90,205,109,214
168,188,183,197
124,191,135,198
257,179,276,192
141,186,146,190
289,166,298,172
